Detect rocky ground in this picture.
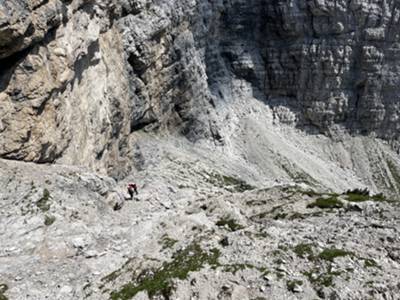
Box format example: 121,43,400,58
1,132,399,300
2,1,400,300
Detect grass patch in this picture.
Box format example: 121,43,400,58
289,212,305,220
293,243,314,259
246,199,267,206
273,213,288,220
289,211,323,220
315,274,333,287
300,190,323,197
252,231,270,239
160,235,178,251
110,244,220,300
345,188,370,202
252,204,286,220
344,188,391,203
102,258,135,284
221,175,255,192
304,264,345,289
204,172,255,192
364,258,379,268
303,270,335,287
0,284,8,300
223,263,266,275
286,280,303,292
216,217,244,232
371,193,389,201
37,188,51,212
318,248,353,262
307,196,343,209
44,215,56,226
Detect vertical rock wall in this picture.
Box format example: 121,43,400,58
1,0,400,177
263,0,400,143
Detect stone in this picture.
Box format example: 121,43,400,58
0,1,400,300
84,250,98,259
220,236,230,247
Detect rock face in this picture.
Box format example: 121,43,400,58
0,0,217,177
2,0,400,177
263,0,400,142
0,0,133,177
2,2,400,300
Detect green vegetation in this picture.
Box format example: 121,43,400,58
278,244,289,252
364,280,374,287
246,199,267,206
204,172,255,192
216,217,244,231
110,244,221,300
221,175,255,192
273,212,288,220
273,258,284,265
302,187,394,210
0,283,8,300
344,188,388,202
30,181,36,192
318,248,353,262
44,215,56,226
293,243,314,259
271,249,281,257
286,280,303,292
289,212,304,220
37,188,51,212
253,204,287,220
223,263,267,275
345,188,370,202
102,271,120,286
370,193,388,202
289,211,323,220
305,188,392,204
307,196,343,209
160,235,178,250
302,254,349,289
102,258,135,284
364,258,379,268
252,231,270,239
303,268,341,288
305,271,334,287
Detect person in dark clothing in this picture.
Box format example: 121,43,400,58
127,183,138,199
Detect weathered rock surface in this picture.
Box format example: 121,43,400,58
0,0,217,177
0,153,399,300
2,1,400,300
2,0,400,177
263,0,400,142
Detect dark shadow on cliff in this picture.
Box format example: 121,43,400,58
0,46,33,94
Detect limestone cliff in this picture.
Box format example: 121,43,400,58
2,2,400,300
0,0,216,178
1,0,400,181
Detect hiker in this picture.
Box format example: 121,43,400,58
127,183,138,199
